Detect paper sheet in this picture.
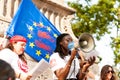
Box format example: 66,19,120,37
29,59,50,80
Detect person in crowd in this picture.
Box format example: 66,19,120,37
0,59,15,80
100,65,117,80
0,35,32,80
0,44,3,50
49,33,95,80
0,36,9,50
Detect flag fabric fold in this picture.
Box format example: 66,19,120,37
6,0,61,62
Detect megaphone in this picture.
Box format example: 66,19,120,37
78,33,95,53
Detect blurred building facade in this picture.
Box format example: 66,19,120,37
0,0,77,80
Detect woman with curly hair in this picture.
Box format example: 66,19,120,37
49,33,95,80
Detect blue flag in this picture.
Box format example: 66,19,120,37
6,0,61,62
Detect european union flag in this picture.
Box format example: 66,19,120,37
6,0,61,62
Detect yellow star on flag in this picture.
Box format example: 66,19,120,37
39,22,44,27
27,34,32,39
29,26,33,31
45,54,50,59
36,50,41,56
47,26,51,32
29,42,35,48
33,22,37,26
53,34,58,38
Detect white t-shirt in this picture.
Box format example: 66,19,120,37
0,48,27,75
49,52,80,79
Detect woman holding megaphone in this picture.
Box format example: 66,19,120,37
49,33,96,80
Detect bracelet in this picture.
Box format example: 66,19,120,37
18,73,21,78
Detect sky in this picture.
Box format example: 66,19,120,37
64,0,117,69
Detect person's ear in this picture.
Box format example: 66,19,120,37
12,42,16,47
60,42,63,45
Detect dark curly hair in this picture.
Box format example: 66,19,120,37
54,33,69,59
0,59,15,80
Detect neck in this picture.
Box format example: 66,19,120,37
106,78,111,80
62,47,69,56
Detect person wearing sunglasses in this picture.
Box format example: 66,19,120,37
100,65,117,80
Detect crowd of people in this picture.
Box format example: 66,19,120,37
0,33,119,80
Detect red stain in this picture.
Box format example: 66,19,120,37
38,30,50,39
37,30,55,42
35,40,50,51
50,58,57,67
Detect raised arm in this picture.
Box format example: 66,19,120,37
55,49,77,80
77,51,95,80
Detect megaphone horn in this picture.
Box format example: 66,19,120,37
78,33,95,53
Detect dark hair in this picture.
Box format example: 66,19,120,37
0,59,15,80
54,33,69,59
100,65,116,80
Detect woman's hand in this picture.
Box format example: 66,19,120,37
80,56,96,72
77,55,95,80
20,73,32,80
70,49,77,59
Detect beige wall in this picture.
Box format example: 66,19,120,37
0,0,77,40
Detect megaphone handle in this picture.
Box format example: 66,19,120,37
77,51,85,62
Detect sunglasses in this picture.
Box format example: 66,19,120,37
107,70,114,73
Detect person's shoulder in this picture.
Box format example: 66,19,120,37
51,52,59,56
0,48,14,62
0,48,16,57
50,52,60,59
0,48,13,53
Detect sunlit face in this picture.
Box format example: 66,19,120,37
106,67,114,80
13,41,26,55
60,35,73,50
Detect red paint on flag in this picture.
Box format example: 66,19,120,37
38,30,50,39
37,30,55,42
35,40,50,51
